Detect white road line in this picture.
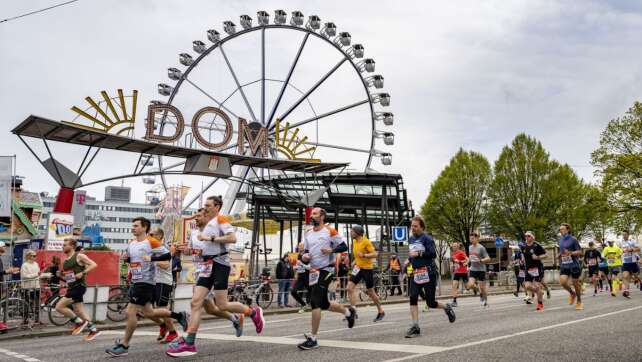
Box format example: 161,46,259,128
0,348,41,362
200,315,309,331
100,329,445,354
281,321,394,338
382,304,642,362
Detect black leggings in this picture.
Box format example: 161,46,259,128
290,273,310,307
409,274,438,308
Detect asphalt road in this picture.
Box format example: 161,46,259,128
1,289,641,361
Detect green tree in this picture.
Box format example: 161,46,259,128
420,148,491,252
488,134,595,243
591,101,642,232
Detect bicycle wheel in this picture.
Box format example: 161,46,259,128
377,285,388,301
255,286,273,309
0,298,29,329
106,293,129,322
47,297,70,327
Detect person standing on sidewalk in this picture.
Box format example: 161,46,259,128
386,253,402,296
20,250,41,324
276,253,294,308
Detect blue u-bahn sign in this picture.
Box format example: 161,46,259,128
392,226,408,244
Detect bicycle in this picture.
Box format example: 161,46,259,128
358,272,389,302
39,284,71,326
106,285,129,322
0,282,29,331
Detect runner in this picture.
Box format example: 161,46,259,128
405,216,455,338
347,225,385,322
511,244,527,300
597,241,610,293
583,241,603,297
450,242,468,307
297,207,355,350
602,239,623,297
53,238,101,341
558,223,584,310
149,227,180,344
466,231,491,308
106,217,188,357
618,230,639,299
291,242,311,313
167,197,260,357
516,231,546,311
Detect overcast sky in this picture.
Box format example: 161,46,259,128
1,0,642,211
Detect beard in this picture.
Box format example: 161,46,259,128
311,218,321,227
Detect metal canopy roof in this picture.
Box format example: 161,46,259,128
12,115,347,173
246,172,414,225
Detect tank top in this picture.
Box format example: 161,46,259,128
62,252,85,288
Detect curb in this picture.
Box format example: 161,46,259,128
0,287,545,342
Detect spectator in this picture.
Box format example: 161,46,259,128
276,253,294,307
386,253,402,296
337,254,349,301
0,242,20,330
20,250,41,323
44,255,62,295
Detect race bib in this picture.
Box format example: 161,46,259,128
63,270,76,283
198,260,213,278
518,270,525,278
588,258,597,266
309,270,320,286
129,262,143,280
192,249,203,263
351,265,360,276
607,258,615,264
413,266,430,284
622,252,633,263
561,256,573,265
469,255,480,263
527,267,539,277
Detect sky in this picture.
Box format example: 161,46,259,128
1,0,642,212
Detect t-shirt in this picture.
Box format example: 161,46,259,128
201,214,235,266
468,243,489,272
408,232,437,270
558,235,581,269
452,250,468,274
584,249,602,267
513,250,525,269
352,237,375,270
304,225,344,272
520,242,545,270
618,239,639,264
128,237,168,285
602,245,623,267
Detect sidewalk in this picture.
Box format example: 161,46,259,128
0,282,535,341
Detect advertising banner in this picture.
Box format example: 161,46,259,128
46,213,74,251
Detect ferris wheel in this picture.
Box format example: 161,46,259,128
153,10,395,214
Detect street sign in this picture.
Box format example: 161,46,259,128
392,226,408,243
495,236,504,247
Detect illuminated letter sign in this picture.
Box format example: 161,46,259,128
145,104,185,142
237,118,268,157
191,107,233,150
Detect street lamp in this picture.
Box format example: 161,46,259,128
290,11,304,26
192,40,206,54
207,29,220,43
306,15,321,30
365,75,384,89
240,15,252,29
167,68,182,81
274,10,287,24
179,53,193,66
223,21,236,35
158,83,173,96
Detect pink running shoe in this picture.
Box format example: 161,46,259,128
166,339,197,358
250,306,265,334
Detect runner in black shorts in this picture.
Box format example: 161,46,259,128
514,231,546,311
450,242,468,307
347,226,385,322
558,223,584,310
150,227,179,344
512,247,527,300
584,241,603,296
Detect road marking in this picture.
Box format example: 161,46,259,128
382,304,642,362
0,347,41,362
100,329,445,354
281,321,394,338
200,315,309,331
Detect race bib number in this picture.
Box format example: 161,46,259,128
469,255,480,263
63,270,76,283
607,258,615,264
351,265,360,276
527,267,539,277
518,270,525,278
561,256,573,265
588,258,597,266
198,260,213,278
413,267,430,284
309,270,320,286
129,262,143,280
192,249,203,263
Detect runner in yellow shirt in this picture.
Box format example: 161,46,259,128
602,240,623,296
346,225,385,322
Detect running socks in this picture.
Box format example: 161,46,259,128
170,312,182,320
185,333,196,345
344,309,351,317
72,317,82,324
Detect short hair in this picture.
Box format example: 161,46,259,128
51,255,60,265
411,216,425,229
151,227,165,240
623,229,629,234
64,238,78,248
470,231,479,237
318,208,327,219
589,241,595,247
133,216,151,233
352,225,365,237
560,223,571,232
206,195,223,207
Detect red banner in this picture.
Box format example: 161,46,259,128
36,250,120,286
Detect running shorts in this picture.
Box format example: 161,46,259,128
196,261,231,291
453,273,468,282
154,283,173,307
469,270,486,281
350,268,374,289
310,269,334,310
128,283,155,306
65,285,86,304
623,263,640,274
560,267,581,279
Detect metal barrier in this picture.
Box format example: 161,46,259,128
1,279,42,330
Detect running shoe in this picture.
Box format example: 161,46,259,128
105,340,129,357
297,335,319,350
167,337,184,350
298,306,306,314
444,303,456,323
84,329,102,341
162,331,178,344
568,293,576,305
232,314,244,337
72,320,88,335
546,288,551,299
157,326,167,341
623,291,631,299
373,312,385,322
175,311,189,332
250,306,265,334
575,302,583,310
451,300,458,307
166,339,197,358
346,307,356,328
536,303,544,311
404,325,421,338
523,296,533,304
423,304,430,312
513,291,518,297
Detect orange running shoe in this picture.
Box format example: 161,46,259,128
575,302,583,310
568,293,576,305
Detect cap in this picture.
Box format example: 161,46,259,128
352,225,365,237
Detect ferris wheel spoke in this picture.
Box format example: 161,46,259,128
161,160,186,172
304,142,372,154
266,33,310,129
182,177,219,211
184,78,241,119
278,57,348,123
261,28,266,124
269,99,369,131
220,45,259,123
